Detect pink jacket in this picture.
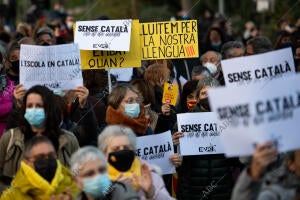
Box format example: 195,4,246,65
0,77,15,137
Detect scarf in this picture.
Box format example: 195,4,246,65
107,157,142,190
106,105,148,135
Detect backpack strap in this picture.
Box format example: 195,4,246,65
6,129,14,154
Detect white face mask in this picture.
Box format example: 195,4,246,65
204,62,218,74
67,21,74,29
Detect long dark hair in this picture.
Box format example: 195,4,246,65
19,85,63,151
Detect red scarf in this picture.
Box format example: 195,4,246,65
106,105,148,136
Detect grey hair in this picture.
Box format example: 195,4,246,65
200,51,222,63
221,41,245,59
196,76,220,97
98,125,137,153
247,36,272,54
70,146,107,177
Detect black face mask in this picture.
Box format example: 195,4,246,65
34,158,57,183
198,97,211,112
41,42,50,46
10,60,20,74
108,149,135,172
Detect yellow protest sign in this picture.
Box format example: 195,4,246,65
80,20,141,69
140,20,199,60
162,83,179,106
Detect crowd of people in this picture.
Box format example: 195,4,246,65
0,3,300,200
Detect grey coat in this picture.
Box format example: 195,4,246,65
231,164,300,200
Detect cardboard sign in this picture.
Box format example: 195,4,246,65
208,74,300,157
80,20,141,69
140,20,199,60
221,48,295,87
20,44,83,90
162,83,179,106
136,131,176,175
177,112,224,156
75,19,132,51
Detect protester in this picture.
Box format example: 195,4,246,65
202,27,227,53
0,136,78,199
242,21,258,44
144,62,170,113
0,42,19,136
273,31,295,50
34,26,56,46
200,50,225,85
221,41,245,59
106,84,152,136
176,76,242,200
177,80,199,113
191,65,211,81
98,125,176,200
0,85,79,192
71,146,139,200
231,143,300,200
246,36,273,55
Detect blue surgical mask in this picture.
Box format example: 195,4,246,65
24,108,46,128
125,103,140,118
83,173,112,198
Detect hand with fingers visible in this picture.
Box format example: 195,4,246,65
13,84,27,107
133,163,155,199
161,103,171,116
116,173,134,187
50,187,73,200
74,86,89,109
170,153,182,167
249,142,278,180
172,132,184,146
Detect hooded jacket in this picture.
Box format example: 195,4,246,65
0,160,78,199
0,127,79,193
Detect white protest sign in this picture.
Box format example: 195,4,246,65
136,131,175,175
75,20,132,51
20,44,83,90
109,68,133,82
177,112,224,156
221,48,295,87
208,74,300,157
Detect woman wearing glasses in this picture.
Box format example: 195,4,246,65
0,85,79,193
71,146,139,200
106,84,153,136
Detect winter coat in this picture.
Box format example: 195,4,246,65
0,160,78,199
231,164,300,200
0,77,15,137
0,127,79,193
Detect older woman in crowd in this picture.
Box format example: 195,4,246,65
98,125,176,200
71,146,139,200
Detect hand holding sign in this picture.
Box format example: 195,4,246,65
74,86,89,108
13,84,27,108
249,142,278,180
169,153,182,167
172,132,184,146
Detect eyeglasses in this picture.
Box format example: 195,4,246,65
27,152,57,162
123,96,143,104
82,166,107,177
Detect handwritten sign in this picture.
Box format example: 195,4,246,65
222,48,295,87
208,74,300,157
140,20,199,60
136,131,175,175
162,83,179,106
20,44,83,90
177,112,224,156
75,19,132,51
80,20,141,69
